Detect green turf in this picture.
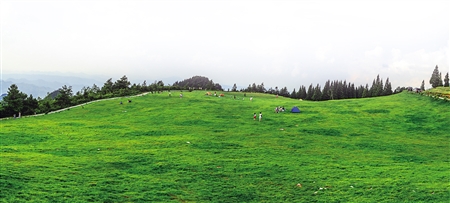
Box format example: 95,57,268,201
1,91,449,202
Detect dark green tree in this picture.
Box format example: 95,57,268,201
290,88,297,99
55,85,73,109
102,78,114,95
279,87,290,97
420,80,425,91
312,84,322,101
362,84,369,98
1,84,28,117
231,83,237,92
438,72,443,87
444,72,449,87
321,80,331,100
429,65,441,88
383,78,393,95
251,83,257,92
306,84,313,100
23,94,39,115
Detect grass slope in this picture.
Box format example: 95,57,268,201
424,87,450,99
1,92,449,202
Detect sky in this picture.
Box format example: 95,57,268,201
1,0,449,91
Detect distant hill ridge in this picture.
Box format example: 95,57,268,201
173,76,223,90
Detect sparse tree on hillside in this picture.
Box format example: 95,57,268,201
429,65,441,88
420,80,425,91
444,72,449,87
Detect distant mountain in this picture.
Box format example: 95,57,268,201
0,93,6,101
1,80,54,98
1,73,105,98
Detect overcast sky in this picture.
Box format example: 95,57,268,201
1,0,449,91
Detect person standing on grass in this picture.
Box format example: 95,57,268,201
253,113,257,120
259,112,262,122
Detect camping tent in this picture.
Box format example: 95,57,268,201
291,106,301,113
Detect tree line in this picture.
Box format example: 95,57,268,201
0,75,222,118
231,74,394,101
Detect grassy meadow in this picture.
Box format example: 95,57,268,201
1,91,449,202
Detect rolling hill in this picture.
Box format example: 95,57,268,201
1,91,449,202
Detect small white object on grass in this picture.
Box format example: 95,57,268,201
186,141,190,144
350,186,354,188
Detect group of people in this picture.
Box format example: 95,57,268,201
120,100,132,104
253,112,263,121
274,106,285,113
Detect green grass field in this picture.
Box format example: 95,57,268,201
1,91,449,202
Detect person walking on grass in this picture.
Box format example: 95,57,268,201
253,113,257,120
259,112,262,122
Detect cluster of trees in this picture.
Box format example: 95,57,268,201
429,65,449,88
172,76,223,91
0,84,39,118
0,75,221,118
232,75,393,101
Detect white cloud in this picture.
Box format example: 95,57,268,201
1,0,449,92
365,46,383,58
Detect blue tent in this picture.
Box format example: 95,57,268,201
291,106,301,113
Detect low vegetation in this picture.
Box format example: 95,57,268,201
422,87,450,100
1,91,448,202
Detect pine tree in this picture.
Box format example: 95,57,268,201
23,94,39,115
306,84,313,100
312,84,322,101
362,84,369,98
299,86,307,99
444,72,449,87
1,84,28,117
383,78,393,95
291,88,297,99
429,65,440,88
438,72,443,87
102,78,114,94
420,80,425,91
55,85,73,109
369,79,376,97
321,80,331,100
231,84,237,92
